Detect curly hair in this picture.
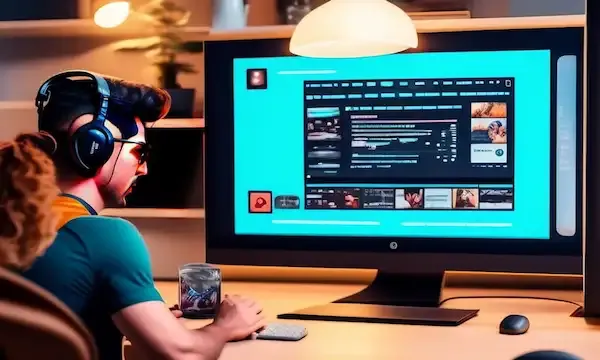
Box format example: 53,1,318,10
0,132,60,269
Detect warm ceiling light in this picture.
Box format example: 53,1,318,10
290,0,418,58
93,0,131,28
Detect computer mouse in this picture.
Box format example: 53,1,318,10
513,350,583,360
499,314,530,335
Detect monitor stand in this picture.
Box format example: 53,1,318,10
278,271,479,326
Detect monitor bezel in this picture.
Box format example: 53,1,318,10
204,17,584,275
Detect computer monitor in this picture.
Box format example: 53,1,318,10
204,18,583,324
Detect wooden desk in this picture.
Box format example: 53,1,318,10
127,281,600,360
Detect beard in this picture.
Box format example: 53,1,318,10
100,181,136,208
100,186,127,208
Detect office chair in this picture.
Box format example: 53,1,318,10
0,267,97,360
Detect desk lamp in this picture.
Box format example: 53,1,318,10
289,0,418,58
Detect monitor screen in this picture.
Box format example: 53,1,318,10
205,26,583,259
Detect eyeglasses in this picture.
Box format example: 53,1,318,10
114,139,151,165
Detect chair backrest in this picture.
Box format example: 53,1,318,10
0,267,97,360
0,300,93,360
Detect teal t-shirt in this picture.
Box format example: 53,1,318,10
22,215,164,360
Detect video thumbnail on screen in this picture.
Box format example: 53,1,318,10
471,118,507,144
479,188,514,209
362,189,396,209
306,107,342,141
306,188,361,209
470,102,508,164
423,188,453,209
394,188,424,209
471,101,507,118
452,188,479,209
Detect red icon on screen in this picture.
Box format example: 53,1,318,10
249,191,272,213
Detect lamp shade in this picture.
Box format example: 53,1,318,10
289,0,418,58
93,0,131,28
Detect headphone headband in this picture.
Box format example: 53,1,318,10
35,70,114,177
35,70,111,125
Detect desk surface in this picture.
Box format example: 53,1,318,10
148,281,600,360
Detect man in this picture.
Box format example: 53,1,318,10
23,71,266,360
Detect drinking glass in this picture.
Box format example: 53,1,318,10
178,263,222,319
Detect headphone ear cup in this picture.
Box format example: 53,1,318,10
70,123,114,175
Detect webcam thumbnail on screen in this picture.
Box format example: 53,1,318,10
233,50,554,240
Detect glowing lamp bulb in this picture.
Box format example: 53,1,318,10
94,1,130,29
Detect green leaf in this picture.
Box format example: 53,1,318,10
178,41,204,53
111,0,198,76
112,36,162,51
136,0,190,27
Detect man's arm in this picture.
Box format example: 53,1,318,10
113,302,228,360
114,293,267,360
78,217,265,359
80,217,224,359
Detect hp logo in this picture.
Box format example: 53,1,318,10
389,242,398,250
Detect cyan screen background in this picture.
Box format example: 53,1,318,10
233,50,551,240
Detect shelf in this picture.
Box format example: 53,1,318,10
0,14,584,40
206,14,585,41
0,18,209,38
0,18,234,39
0,102,203,129
151,118,204,129
0,101,35,110
409,10,471,20
0,11,469,39
100,208,205,219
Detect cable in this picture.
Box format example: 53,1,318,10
104,145,124,187
439,295,581,308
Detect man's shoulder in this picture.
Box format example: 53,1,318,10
63,215,149,264
63,215,139,237
62,216,145,256
65,214,136,227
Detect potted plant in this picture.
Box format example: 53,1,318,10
112,0,204,118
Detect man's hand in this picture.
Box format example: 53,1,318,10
211,294,267,342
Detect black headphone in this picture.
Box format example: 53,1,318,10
35,70,114,176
